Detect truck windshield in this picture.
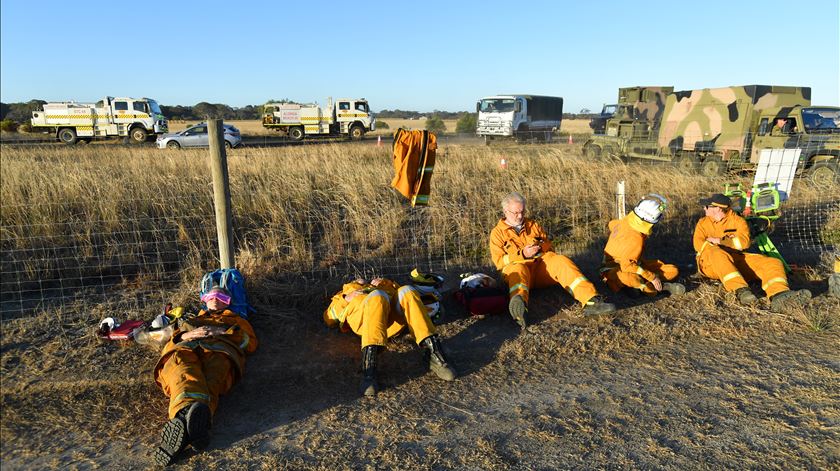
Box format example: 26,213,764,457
602,104,617,116
802,107,839,133
480,99,515,113
148,100,163,115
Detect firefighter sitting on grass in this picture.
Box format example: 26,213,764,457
600,194,685,298
324,277,457,396
490,192,615,329
153,285,258,466
693,193,811,312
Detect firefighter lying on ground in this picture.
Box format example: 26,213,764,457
324,277,457,396
693,193,811,312
489,192,616,329
153,286,258,466
601,194,685,297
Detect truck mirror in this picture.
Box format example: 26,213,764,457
476,102,480,113
515,102,521,112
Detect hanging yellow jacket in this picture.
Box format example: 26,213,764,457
602,213,657,282
391,129,437,206
489,218,554,270
155,309,258,384
693,211,751,258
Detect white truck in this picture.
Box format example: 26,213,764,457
262,97,375,141
30,97,168,144
476,94,564,144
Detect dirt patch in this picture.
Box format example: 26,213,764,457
2,281,838,469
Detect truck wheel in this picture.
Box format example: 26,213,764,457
130,127,148,143
700,157,725,177
224,140,232,150
58,128,77,145
289,126,304,141
673,153,697,173
583,144,602,160
166,141,181,149
349,125,364,141
809,162,839,187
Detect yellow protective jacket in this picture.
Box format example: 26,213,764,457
155,309,258,383
602,213,657,282
323,279,405,337
489,218,555,270
391,129,437,206
693,211,750,259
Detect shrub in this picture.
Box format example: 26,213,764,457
455,113,477,134
1,119,19,132
17,123,32,133
377,121,390,130
425,116,446,135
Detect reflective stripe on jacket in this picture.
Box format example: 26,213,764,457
693,211,751,258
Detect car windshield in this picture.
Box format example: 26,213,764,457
148,100,163,115
802,107,839,133
480,99,515,113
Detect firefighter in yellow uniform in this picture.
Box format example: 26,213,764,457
324,277,456,397
490,192,616,329
693,193,811,311
601,194,685,297
153,286,258,466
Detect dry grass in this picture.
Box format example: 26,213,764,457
2,141,839,469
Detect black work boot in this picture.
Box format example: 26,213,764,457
583,296,616,316
421,335,457,381
508,295,528,329
154,414,188,466
360,345,380,397
184,402,211,451
770,289,812,313
735,287,758,306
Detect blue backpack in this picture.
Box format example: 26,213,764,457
199,268,256,319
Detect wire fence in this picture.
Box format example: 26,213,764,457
1,143,838,319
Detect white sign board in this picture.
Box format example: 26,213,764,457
754,149,801,201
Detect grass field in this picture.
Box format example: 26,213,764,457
1,141,838,469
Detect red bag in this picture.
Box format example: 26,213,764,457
98,319,146,340
454,287,508,316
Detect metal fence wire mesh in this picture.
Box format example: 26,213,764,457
1,144,838,318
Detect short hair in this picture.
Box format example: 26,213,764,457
502,192,526,211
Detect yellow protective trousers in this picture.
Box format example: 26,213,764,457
391,129,437,206
344,286,436,349
158,347,235,419
502,252,597,305
602,259,679,295
698,245,789,297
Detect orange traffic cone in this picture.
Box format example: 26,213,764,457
500,158,507,169
567,134,573,144
377,135,382,147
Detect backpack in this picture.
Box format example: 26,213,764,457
199,268,255,319
454,286,509,317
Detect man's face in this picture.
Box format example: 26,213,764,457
776,118,787,128
704,205,727,222
504,201,526,226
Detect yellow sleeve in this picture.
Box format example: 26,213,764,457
490,226,524,269
719,216,750,252
692,219,708,254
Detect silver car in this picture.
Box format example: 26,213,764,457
156,123,242,149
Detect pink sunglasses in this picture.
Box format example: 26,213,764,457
201,291,231,305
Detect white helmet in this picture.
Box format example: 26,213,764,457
633,194,667,224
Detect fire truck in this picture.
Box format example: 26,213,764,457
262,97,375,140
30,96,168,144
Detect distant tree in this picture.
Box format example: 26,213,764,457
455,113,477,134
2,100,47,123
425,116,446,135
1,119,19,132
17,123,32,133
377,121,390,130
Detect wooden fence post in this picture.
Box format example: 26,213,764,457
208,119,234,268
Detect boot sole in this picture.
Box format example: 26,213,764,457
185,402,211,451
583,303,616,317
430,363,457,381
154,417,187,466
508,296,527,329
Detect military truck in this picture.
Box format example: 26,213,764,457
588,86,673,135
583,85,840,184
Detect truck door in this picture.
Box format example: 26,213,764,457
751,116,800,163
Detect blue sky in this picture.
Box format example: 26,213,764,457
2,0,837,112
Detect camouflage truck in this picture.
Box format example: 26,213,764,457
588,86,673,135
583,85,840,184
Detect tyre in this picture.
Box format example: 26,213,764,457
166,140,181,149
289,126,304,141
224,140,232,150
673,153,697,173
700,157,725,177
349,125,364,141
58,128,77,145
583,144,602,160
809,161,840,187
130,127,148,143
